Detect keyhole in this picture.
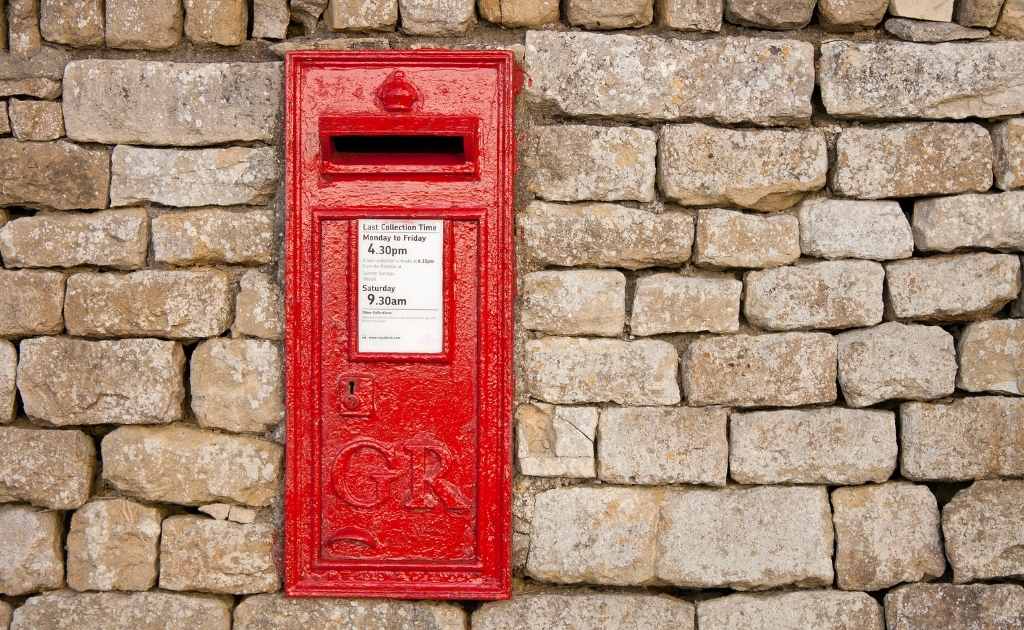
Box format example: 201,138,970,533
349,380,356,395
343,379,360,411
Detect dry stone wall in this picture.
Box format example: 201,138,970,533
1,0,1024,628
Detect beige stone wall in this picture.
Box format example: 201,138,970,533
2,0,1024,628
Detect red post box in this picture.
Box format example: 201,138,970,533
284,51,517,599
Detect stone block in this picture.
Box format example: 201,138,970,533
819,0,888,29
521,270,626,337
516,403,596,478
885,583,1024,630
957,0,1005,25
0,505,63,596
8,99,63,141
326,0,397,29
889,0,954,19
11,591,232,630
699,591,884,630
41,0,104,46
253,0,289,37
0,47,67,99
598,406,727,486
524,31,813,125
398,0,475,34
997,0,1024,35
0,139,110,210
0,103,8,135
184,0,247,45
519,202,693,269
730,408,897,485
475,591,695,629
234,593,465,630
681,333,837,407
657,485,833,590
479,0,558,25
190,339,284,434
8,0,42,56
958,320,1024,394
290,0,328,31
67,499,162,592
0,601,9,630
630,272,741,334
884,17,989,40
659,125,826,211
153,208,275,266
913,192,1024,252
885,253,1020,321
17,337,184,426
233,270,284,340
693,209,799,269
658,0,722,30
160,515,278,594
724,0,816,28
566,0,653,28
0,270,65,338
0,426,94,509
943,479,1024,582
994,119,1024,191
798,199,914,260
0,341,12,423
106,0,183,49
0,209,148,270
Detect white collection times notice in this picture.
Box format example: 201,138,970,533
357,219,444,354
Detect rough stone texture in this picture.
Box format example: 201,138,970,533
832,123,993,199
525,126,656,203
524,31,814,126
885,583,1024,630
819,0,888,29
657,486,833,590
65,270,234,339
233,270,284,340
102,424,282,507
475,591,695,629
957,0,1004,24
0,505,63,596
66,499,162,592
997,0,1024,35
566,0,653,28
479,0,558,25
65,61,281,146
598,406,728,486
799,199,914,260
0,602,9,630
184,0,246,45
994,119,1024,191
913,192,1024,252
8,99,62,141
268,35,390,55
17,336,185,426
290,0,328,31
234,594,466,630
885,254,1021,321
884,17,989,40
0,209,148,270
521,270,626,336
40,0,103,47
630,272,741,335
699,591,884,630
8,0,42,56
525,337,680,405
0,270,64,338
0,139,110,210
527,486,660,585
0,47,67,99
105,0,183,49
658,0,722,30
659,125,826,211
943,480,1024,582
11,591,232,630
681,333,837,407
901,397,1024,481
730,408,897,485
191,339,284,434
725,0,816,28
693,209,799,269
516,403,596,478
398,0,475,34
519,202,693,269
0,104,8,135
958,320,1024,394
889,0,954,19
111,146,279,208
744,260,885,331
326,0,397,30
252,0,289,37
152,209,275,266
160,515,278,594
0,342,12,423
0,426,94,509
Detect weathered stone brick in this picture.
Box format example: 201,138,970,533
184,0,246,45
67,499,162,592
832,123,992,199
153,208,274,266
521,270,625,337
0,505,63,596
833,482,945,591
191,339,284,434
724,0,815,28
8,0,42,56
744,260,884,331
326,0,397,29
699,591,884,630
268,35,391,55
889,0,954,19
65,270,234,339
566,0,652,28
160,515,278,594
0,209,148,270
994,119,1024,191
0,601,9,630
0,270,64,338
943,479,1024,582
885,583,1024,630
657,486,833,590
0,103,8,135
40,0,104,46
516,403,596,478
102,424,282,506
997,0,1024,36
524,31,813,125
105,0,183,49
11,591,232,630
0,342,12,423
657,0,722,30
799,199,914,261
885,254,1020,321
598,406,727,486
17,337,184,426
252,0,289,37
659,125,826,211
0,47,67,99
730,408,897,485
913,192,1024,252
479,0,559,26
233,270,284,340
8,99,62,141
0,426,94,509
475,591,694,630
901,397,1024,481
957,0,1004,25
290,0,328,31
234,594,465,630
0,139,110,210
630,272,741,335
398,0,475,34
519,202,693,269
694,209,799,269
884,17,989,41
65,61,281,146
525,337,680,405
958,320,1024,394
111,146,279,208
819,0,888,29
527,486,659,585
682,333,837,407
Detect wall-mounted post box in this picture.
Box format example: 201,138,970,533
284,51,517,600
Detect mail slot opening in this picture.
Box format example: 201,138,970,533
330,134,467,166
